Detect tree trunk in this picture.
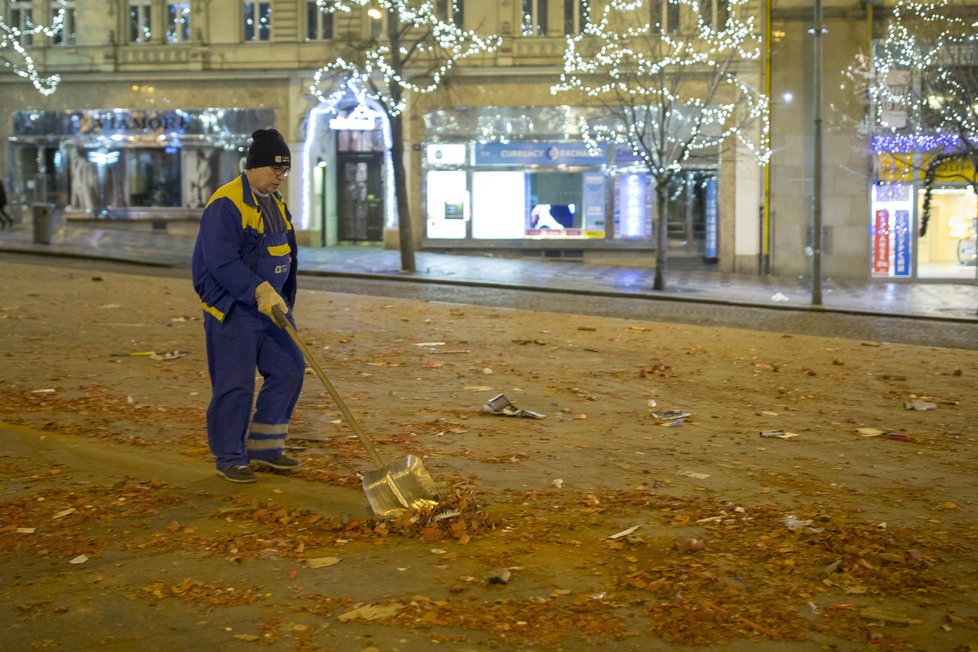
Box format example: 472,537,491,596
653,180,668,291
389,112,416,273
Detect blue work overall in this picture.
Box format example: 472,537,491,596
203,228,304,469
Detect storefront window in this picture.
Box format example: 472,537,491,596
127,149,181,207
917,186,978,280
426,170,467,239
472,171,524,239
527,172,582,232
870,183,914,278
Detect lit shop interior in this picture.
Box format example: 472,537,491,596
422,107,719,259
871,149,978,281
8,109,273,219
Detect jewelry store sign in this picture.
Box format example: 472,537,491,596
12,109,276,138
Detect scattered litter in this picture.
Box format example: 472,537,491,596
414,342,445,347
677,470,710,480
53,508,76,519
608,525,641,540
16,527,35,534
577,326,597,332
482,393,545,419
69,554,89,564
429,509,461,522
859,607,922,626
111,351,155,357
647,399,657,408
552,479,564,489
784,515,824,533
651,410,690,422
771,292,790,302
305,556,340,569
338,603,403,622
904,399,936,411
759,430,800,439
857,428,884,437
31,388,56,394
151,350,187,361
488,568,512,585
883,432,912,441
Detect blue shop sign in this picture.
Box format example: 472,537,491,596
894,209,911,277
475,141,607,166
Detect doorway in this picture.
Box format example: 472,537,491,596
336,153,384,242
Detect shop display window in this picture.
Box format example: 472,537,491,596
916,186,977,280
472,171,524,239
526,172,583,235
426,170,468,239
127,148,181,207
870,183,914,278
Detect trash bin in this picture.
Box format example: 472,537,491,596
32,203,56,244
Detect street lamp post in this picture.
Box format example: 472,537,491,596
809,0,826,305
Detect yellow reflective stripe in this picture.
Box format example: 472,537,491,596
267,243,291,257
201,302,225,321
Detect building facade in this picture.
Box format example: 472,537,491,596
1,0,974,282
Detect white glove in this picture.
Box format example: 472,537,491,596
255,281,288,319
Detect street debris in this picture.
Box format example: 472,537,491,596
676,470,710,480
338,603,403,622
608,525,641,540
487,568,512,585
305,556,340,568
904,398,937,411
783,515,824,533
482,393,545,419
759,430,799,439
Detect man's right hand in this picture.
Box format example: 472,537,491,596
255,281,288,319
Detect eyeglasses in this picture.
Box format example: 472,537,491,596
271,166,290,178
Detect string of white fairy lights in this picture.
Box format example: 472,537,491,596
551,0,771,174
868,0,978,153
0,2,66,96
308,0,501,116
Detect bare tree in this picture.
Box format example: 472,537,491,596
552,0,769,290
310,1,500,272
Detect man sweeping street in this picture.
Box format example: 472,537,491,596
191,128,304,483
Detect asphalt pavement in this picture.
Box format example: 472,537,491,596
1,217,976,323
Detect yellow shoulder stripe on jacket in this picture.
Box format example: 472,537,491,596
201,302,225,321
267,243,292,257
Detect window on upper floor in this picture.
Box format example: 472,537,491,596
650,0,681,35
9,1,34,46
129,0,152,43
51,0,77,45
368,5,385,40
698,0,729,30
166,2,191,43
564,0,587,35
522,0,546,36
243,1,270,42
436,0,463,28
306,1,333,40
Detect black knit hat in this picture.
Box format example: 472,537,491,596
245,128,291,169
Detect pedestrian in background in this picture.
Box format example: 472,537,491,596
191,128,304,483
0,178,14,228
